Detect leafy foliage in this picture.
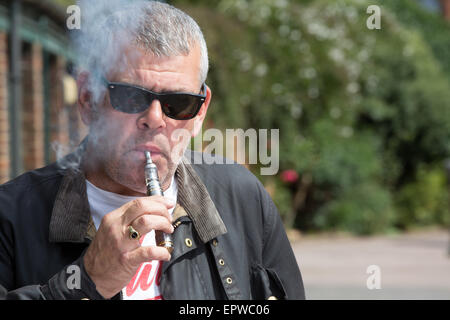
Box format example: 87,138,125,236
395,166,450,228
382,0,450,81
171,0,450,234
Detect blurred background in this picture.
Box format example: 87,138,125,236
0,0,449,299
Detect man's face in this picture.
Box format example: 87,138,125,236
80,45,210,195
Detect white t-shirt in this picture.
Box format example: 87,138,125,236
86,175,177,300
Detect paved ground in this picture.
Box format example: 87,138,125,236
290,228,450,299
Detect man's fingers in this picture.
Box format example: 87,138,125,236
125,246,171,267
122,197,174,225
128,215,174,238
146,195,176,208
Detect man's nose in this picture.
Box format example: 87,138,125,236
137,99,166,130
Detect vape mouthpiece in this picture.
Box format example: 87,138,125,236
145,151,152,164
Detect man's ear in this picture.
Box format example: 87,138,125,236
192,85,212,137
77,71,95,126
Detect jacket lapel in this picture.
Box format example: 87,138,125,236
49,167,94,243
48,145,227,246
175,155,227,243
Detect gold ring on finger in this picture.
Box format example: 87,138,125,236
128,225,141,241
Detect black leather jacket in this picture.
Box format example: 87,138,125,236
0,148,305,300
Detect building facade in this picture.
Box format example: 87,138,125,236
0,0,84,184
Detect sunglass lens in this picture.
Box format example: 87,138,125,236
161,95,200,120
109,85,150,113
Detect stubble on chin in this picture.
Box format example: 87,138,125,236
111,152,176,194
85,126,192,194
159,164,176,191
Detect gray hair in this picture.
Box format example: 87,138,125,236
74,0,209,103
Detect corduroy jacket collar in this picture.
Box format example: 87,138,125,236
48,141,227,244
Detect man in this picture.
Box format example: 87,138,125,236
0,1,305,300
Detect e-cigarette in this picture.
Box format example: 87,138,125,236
145,151,174,253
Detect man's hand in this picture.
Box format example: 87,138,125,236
83,196,175,299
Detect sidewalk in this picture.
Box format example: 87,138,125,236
290,228,450,299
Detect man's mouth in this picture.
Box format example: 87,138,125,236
132,144,164,161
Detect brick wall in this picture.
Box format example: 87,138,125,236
49,55,70,163
0,32,9,184
22,42,45,171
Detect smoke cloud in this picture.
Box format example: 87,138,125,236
55,0,151,171
72,0,151,103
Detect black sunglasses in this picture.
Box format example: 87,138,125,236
103,78,206,120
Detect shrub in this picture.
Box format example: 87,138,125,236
314,183,395,235
174,0,450,234
395,166,450,229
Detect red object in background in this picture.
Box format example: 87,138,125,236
280,169,299,184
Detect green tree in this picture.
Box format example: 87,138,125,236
174,0,450,234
